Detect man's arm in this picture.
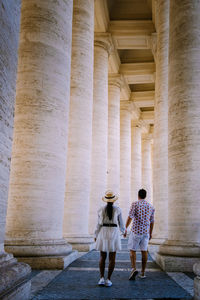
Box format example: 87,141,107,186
149,222,154,240
124,216,132,237
149,207,155,240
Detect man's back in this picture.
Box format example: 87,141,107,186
125,189,155,279
129,199,155,235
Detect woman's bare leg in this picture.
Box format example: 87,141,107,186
108,252,116,280
99,251,107,278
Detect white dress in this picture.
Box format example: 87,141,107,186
94,205,125,252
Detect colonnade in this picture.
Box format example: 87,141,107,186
0,0,152,273
1,0,200,299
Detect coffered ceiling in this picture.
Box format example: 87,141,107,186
95,0,156,127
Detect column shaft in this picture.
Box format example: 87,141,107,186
0,0,20,256
131,124,142,203
120,102,132,219
5,0,77,269
89,34,112,232
152,0,169,243
142,135,152,203
107,76,121,194
158,0,200,271
0,0,31,298
63,0,94,251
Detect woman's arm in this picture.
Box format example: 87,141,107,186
118,210,125,234
94,207,103,240
94,223,101,241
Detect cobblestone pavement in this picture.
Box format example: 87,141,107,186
30,239,194,299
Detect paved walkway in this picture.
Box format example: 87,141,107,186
30,239,194,299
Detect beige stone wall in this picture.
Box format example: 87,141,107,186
6,0,73,245
0,0,21,254
64,0,94,238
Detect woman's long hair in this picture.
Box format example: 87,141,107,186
105,202,113,220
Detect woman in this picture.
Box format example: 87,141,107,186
94,190,125,287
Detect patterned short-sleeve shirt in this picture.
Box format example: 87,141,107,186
129,199,155,235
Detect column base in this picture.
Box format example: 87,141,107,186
155,240,200,272
64,235,95,251
5,239,78,270
194,276,200,300
148,238,167,261
155,252,200,272
0,253,31,300
16,251,78,270
194,263,200,300
150,238,166,245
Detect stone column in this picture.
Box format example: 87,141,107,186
5,0,77,269
107,75,122,195
142,134,152,203
63,0,94,251
152,0,169,246
0,1,31,298
120,101,132,219
131,123,142,203
158,0,200,272
89,33,112,233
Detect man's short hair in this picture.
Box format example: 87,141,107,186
138,189,147,199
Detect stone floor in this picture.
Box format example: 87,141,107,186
30,239,194,299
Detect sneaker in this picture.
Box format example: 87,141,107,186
105,279,112,287
139,274,146,279
129,269,138,280
98,277,105,286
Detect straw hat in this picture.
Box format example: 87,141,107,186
102,190,118,202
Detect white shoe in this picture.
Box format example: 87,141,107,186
105,279,112,287
98,277,105,286
139,273,146,279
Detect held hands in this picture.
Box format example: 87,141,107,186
123,228,127,238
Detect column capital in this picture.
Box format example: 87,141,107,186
120,100,133,112
142,133,153,142
132,120,151,134
131,119,144,128
121,100,141,121
94,32,113,55
108,74,123,88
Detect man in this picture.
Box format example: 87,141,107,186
124,189,155,280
